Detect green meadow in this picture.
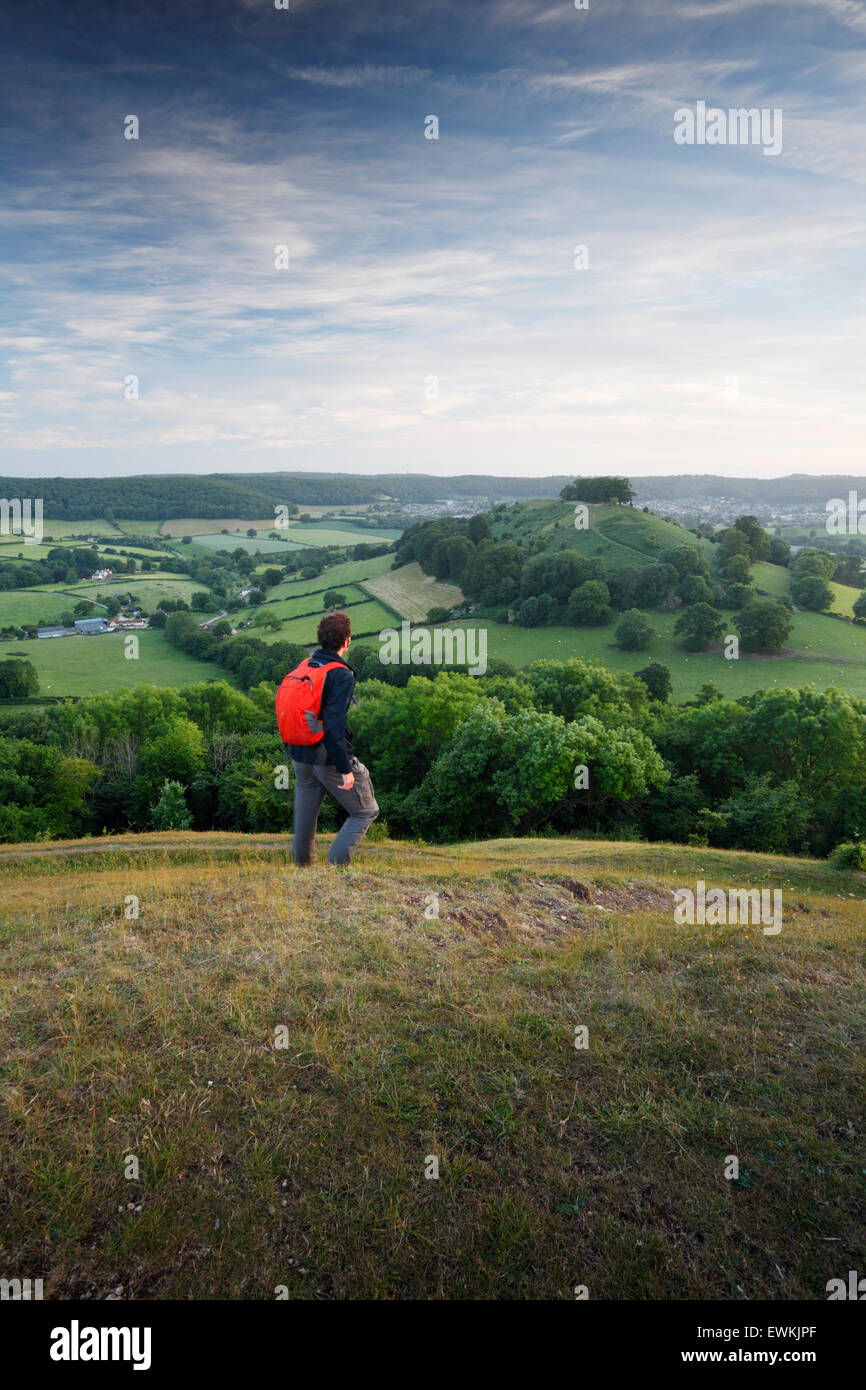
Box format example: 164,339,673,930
114,520,166,537
267,553,394,600
37,518,127,538
263,598,400,645
285,523,403,545
240,584,369,624
191,533,302,555
751,561,790,596
0,590,104,627
384,609,866,701
63,575,209,609
2,628,224,698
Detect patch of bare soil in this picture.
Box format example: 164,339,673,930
406,874,675,943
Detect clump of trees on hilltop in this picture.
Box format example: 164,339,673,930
559,477,635,505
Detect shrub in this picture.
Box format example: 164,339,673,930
674,603,725,652
614,609,654,651
831,841,866,870
150,779,193,831
791,574,833,612
737,598,793,655
567,580,613,625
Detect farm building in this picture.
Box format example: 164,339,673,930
37,626,68,639
73,617,109,635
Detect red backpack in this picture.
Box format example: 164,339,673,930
276,657,344,745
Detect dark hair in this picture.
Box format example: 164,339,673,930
317,611,352,651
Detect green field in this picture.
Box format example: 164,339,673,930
114,520,165,537
0,628,216,697
191,532,303,555
159,518,285,538
242,583,369,624
0,541,76,562
828,580,861,618
0,541,168,570
62,575,209,609
285,524,403,545
751,561,790,596
99,542,170,559
268,553,394,600
264,598,399,645
190,525,399,554
753,562,862,620
37,519,126,539
0,590,104,627
361,609,866,700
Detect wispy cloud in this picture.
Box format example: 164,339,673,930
0,0,864,476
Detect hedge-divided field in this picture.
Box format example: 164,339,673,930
267,553,395,600
239,563,463,629
0,590,105,627
262,598,400,645
63,576,209,609
241,584,369,625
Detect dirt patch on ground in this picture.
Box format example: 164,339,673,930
405,874,675,943
544,875,671,910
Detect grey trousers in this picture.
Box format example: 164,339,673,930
291,746,379,866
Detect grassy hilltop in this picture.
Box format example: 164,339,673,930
1,833,864,1300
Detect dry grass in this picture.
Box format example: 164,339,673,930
361,562,464,622
0,834,864,1300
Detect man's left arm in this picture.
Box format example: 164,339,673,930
320,666,355,773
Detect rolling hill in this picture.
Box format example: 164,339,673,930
488,500,713,573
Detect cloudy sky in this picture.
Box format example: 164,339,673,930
1,0,864,479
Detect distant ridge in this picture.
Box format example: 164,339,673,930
1,471,862,521
0,472,573,520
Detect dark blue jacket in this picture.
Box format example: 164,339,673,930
285,647,355,774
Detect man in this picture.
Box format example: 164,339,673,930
283,611,379,866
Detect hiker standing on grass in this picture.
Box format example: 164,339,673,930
277,611,379,867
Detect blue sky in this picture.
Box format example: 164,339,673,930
0,0,864,479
